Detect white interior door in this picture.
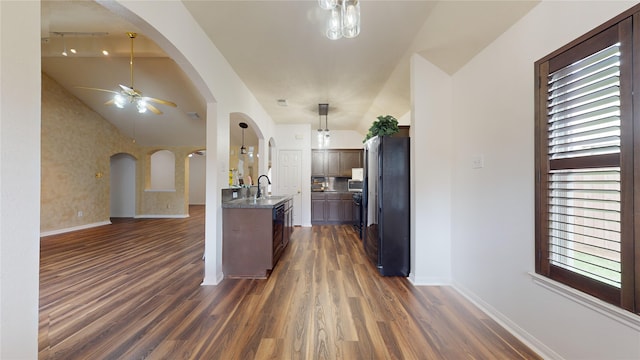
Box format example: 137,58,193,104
278,150,302,225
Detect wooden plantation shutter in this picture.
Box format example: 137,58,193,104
536,18,635,310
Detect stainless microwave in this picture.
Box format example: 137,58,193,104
348,179,363,192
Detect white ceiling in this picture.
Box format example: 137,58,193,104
40,0,539,147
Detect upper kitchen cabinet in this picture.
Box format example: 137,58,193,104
311,150,326,176
326,151,341,176
312,149,363,177
339,150,362,176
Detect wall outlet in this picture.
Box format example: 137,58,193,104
166,204,171,209
77,210,83,217
472,155,484,169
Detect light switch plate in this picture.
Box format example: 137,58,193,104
472,155,484,169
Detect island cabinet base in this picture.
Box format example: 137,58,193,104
223,207,274,278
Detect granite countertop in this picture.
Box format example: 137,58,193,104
222,195,292,209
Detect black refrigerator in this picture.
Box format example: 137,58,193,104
362,135,410,276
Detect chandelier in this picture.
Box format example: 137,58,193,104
318,0,360,40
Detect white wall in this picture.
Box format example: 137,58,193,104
445,1,640,358
0,2,41,358
410,55,452,285
189,154,206,205
277,124,312,226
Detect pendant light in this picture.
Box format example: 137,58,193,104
319,0,361,40
61,34,68,56
318,104,330,147
317,113,324,148
239,122,248,154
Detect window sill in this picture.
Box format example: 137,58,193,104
529,272,640,331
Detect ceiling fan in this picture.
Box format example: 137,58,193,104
77,32,177,115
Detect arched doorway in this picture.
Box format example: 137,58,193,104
110,153,137,218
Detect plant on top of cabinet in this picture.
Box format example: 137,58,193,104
363,115,399,143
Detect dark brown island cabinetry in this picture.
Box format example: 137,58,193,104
222,197,293,278
311,149,363,177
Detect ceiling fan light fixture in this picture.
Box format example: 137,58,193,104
136,100,148,113
77,32,177,116
114,94,126,108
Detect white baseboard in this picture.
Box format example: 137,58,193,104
201,272,224,286
134,214,189,219
451,281,562,360
409,274,452,286
40,221,112,237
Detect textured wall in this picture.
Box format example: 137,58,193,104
138,146,197,216
41,73,139,232
41,73,201,232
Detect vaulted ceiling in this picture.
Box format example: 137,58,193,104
41,0,539,147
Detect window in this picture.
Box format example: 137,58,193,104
535,7,639,313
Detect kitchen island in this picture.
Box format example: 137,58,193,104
222,195,293,278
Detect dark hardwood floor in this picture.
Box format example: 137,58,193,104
39,205,540,359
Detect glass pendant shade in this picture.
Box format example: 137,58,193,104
326,7,343,40
322,0,360,40
318,0,337,10
342,0,360,38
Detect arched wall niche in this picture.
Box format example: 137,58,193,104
229,112,262,185
149,149,176,191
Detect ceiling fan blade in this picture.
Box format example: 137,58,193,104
145,102,162,115
76,86,119,95
143,96,177,108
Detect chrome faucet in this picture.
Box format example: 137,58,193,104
256,175,271,199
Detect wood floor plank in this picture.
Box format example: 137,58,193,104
39,207,541,359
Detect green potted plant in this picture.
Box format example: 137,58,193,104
363,115,399,142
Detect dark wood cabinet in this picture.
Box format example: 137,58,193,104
311,192,355,224
326,193,343,222
311,193,325,222
326,151,341,176
312,149,363,177
311,151,326,176
222,199,293,278
339,150,362,176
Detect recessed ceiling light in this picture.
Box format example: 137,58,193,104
277,99,288,107
102,50,109,56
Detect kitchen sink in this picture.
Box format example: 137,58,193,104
263,195,285,200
